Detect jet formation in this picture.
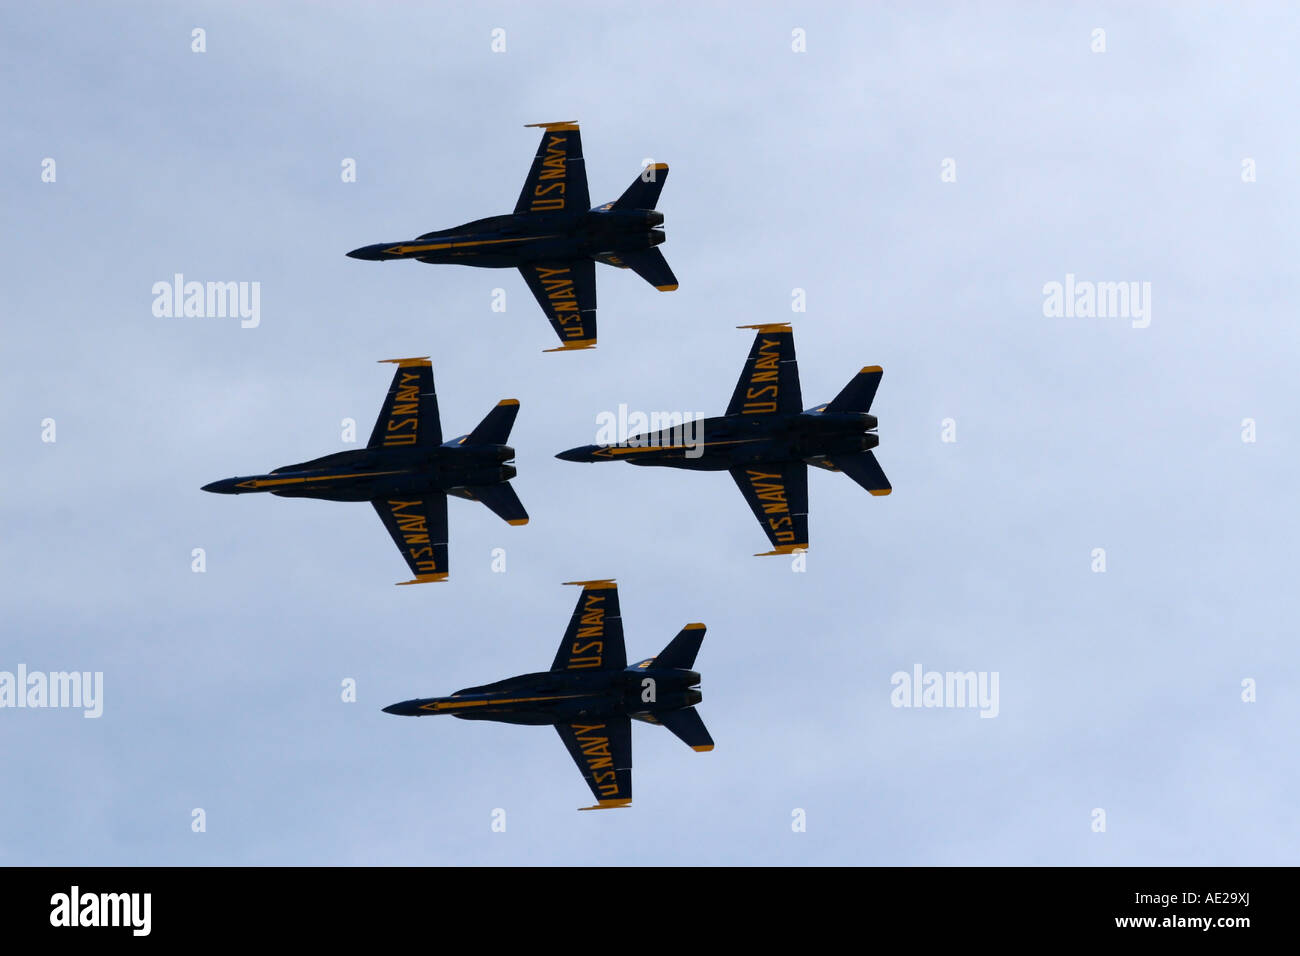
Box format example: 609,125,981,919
199,121,899,812
384,580,712,810
348,122,676,352
202,358,526,584
557,324,890,555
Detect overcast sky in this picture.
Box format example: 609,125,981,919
2,1,1297,865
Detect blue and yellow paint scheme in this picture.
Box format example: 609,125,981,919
347,122,676,352
556,325,891,555
201,358,528,584
383,580,712,810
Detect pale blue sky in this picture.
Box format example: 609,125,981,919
2,1,1297,864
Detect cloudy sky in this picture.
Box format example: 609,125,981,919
2,2,1297,864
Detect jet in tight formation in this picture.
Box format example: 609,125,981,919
187,109,906,815
557,324,890,555
201,358,526,584
383,580,712,810
348,122,676,352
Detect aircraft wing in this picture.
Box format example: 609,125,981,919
551,579,626,671
555,716,632,810
369,358,441,448
519,259,597,351
729,462,809,555
371,493,449,584
515,121,589,215
726,324,802,416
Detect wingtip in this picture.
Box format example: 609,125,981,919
869,488,892,496
578,798,632,811
507,518,529,526
396,573,449,585
562,578,616,588
736,323,793,333
525,120,580,131
378,356,432,367
692,744,715,752
754,544,809,557
683,622,706,631
497,398,520,407
543,339,597,353
656,283,678,291
862,365,883,374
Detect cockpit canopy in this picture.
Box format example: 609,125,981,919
416,215,517,240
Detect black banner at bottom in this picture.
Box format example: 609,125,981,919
0,866,1269,940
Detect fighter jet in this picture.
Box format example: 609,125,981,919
201,357,526,584
556,324,890,555
383,579,712,810
347,121,675,352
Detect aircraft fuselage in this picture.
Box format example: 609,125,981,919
383,665,702,726
557,409,879,471
348,209,665,269
202,443,516,501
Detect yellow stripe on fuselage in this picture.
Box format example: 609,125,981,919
236,469,410,490
385,235,561,256
598,438,759,457
419,692,596,713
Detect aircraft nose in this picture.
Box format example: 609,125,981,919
556,445,597,463
201,478,240,494
383,699,421,716
347,244,387,261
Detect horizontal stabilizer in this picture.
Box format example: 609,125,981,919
824,366,882,415
466,400,519,446
460,482,528,526
655,623,706,670
830,450,891,496
620,248,678,292
611,164,668,211
657,707,714,752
